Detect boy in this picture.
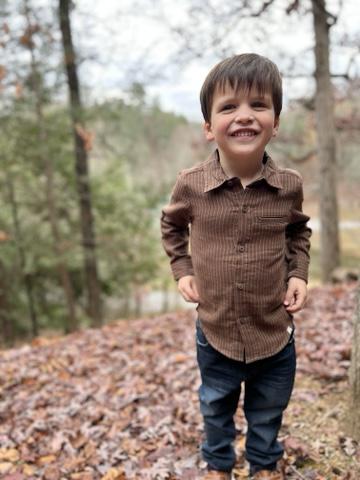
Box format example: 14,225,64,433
160,54,311,480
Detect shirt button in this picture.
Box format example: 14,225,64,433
236,282,245,290
242,205,248,213
239,245,245,252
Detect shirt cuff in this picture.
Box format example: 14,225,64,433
287,268,309,284
171,257,194,281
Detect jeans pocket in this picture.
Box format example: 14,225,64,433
196,320,209,348
288,327,295,344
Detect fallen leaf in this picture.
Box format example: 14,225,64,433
0,449,20,462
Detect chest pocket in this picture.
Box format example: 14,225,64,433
256,214,288,227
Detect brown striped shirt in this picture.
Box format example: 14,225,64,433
160,149,312,362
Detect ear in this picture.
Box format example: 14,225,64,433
203,122,215,142
272,116,280,137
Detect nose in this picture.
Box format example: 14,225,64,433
234,107,254,123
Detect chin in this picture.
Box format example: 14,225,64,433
228,147,264,159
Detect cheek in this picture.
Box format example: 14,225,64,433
216,119,230,134
263,117,278,133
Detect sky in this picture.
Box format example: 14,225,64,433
75,0,360,122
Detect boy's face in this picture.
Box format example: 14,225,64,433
204,83,280,166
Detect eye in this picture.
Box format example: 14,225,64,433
251,101,268,109
220,104,236,112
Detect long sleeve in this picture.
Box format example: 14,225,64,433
285,178,312,283
160,173,194,281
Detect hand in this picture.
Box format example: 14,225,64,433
283,277,307,313
178,275,200,303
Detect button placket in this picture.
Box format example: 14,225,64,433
234,191,250,298
239,203,249,250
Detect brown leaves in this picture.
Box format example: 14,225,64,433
0,231,10,243
0,310,197,478
19,24,41,49
0,284,358,478
101,468,126,480
284,436,309,454
75,123,95,152
295,282,357,380
0,449,20,462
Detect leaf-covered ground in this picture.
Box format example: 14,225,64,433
0,282,359,480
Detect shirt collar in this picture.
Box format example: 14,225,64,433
203,149,283,193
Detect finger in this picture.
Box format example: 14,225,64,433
286,295,303,312
286,304,302,313
182,287,197,303
290,294,298,307
178,286,191,302
188,288,200,302
190,281,200,301
284,289,295,306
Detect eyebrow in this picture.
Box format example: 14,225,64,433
216,96,237,105
246,92,272,100
215,93,271,106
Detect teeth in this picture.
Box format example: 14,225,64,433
232,131,256,136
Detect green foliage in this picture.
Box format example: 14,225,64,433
89,95,190,191
0,78,195,340
93,161,160,295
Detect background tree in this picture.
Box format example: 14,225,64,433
310,0,340,281
59,0,102,326
0,0,199,344
349,283,360,441
23,0,78,332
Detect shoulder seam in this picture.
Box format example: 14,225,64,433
277,168,303,182
178,164,204,177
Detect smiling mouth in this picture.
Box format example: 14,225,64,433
230,130,258,137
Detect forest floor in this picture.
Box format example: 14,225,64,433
0,282,359,480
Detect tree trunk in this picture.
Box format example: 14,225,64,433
311,0,340,282
6,172,38,337
24,0,78,333
58,0,102,326
349,283,360,441
0,258,13,347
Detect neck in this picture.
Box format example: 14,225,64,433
219,153,265,180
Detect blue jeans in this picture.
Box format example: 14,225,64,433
196,319,296,475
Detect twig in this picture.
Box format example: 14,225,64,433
315,404,340,426
288,465,308,479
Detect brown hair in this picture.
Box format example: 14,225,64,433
200,53,282,123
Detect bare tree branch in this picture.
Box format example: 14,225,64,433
286,0,300,15
313,0,338,26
